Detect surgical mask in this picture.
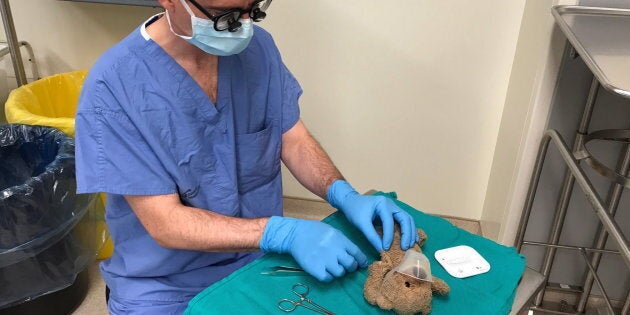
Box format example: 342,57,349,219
166,0,254,56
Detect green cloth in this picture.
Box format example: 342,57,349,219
185,192,525,315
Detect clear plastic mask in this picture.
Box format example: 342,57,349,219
393,250,433,283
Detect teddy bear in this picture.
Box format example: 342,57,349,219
364,227,450,315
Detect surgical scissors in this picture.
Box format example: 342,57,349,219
277,283,335,315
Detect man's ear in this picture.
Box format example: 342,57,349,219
157,0,176,11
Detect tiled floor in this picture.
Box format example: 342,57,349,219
72,196,484,314
72,262,107,315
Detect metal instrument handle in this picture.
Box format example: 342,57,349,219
277,299,299,312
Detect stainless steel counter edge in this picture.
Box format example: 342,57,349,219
552,5,630,100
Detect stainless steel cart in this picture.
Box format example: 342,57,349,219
515,6,630,315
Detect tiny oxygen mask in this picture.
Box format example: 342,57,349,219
394,250,433,283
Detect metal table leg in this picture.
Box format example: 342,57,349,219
577,143,630,313
579,249,616,314
534,78,600,307
516,129,630,313
515,78,599,253
548,131,629,265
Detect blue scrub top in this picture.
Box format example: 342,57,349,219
75,14,302,303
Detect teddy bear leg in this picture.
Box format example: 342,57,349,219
376,295,395,311
431,277,451,295
418,301,432,315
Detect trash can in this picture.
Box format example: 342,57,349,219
0,124,99,313
5,70,86,136
4,70,112,260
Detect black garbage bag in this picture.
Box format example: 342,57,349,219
0,124,98,309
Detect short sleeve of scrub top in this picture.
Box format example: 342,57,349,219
74,13,302,304
75,84,178,196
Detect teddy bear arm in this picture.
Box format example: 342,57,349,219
364,261,389,304
431,276,450,295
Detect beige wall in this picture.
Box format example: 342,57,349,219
0,1,160,121
480,0,577,243
267,1,525,219
1,0,526,220
0,1,160,80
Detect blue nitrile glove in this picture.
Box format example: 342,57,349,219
327,180,419,252
260,216,368,282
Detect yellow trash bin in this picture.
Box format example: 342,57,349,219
4,70,113,260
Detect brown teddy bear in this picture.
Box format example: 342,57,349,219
364,228,450,315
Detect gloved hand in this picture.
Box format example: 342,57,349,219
327,180,418,252
260,216,368,282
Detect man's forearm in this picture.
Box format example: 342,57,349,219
126,194,269,252
281,120,344,200
162,204,269,251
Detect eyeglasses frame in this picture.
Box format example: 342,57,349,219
186,0,271,32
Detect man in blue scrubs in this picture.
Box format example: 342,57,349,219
75,0,418,313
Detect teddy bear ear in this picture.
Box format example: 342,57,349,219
417,229,428,247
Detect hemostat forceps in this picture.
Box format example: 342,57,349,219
277,283,334,315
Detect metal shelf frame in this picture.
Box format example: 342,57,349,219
0,0,26,87
515,5,630,315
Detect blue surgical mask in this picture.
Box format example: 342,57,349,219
166,0,253,56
